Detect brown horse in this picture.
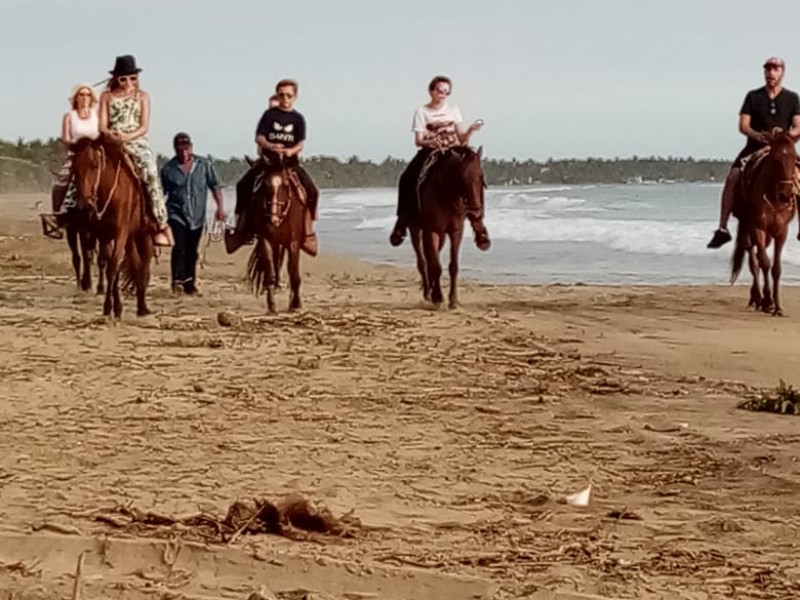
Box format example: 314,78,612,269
408,146,486,308
71,135,154,318
730,132,798,316
61,206,106,294
244,162,308,313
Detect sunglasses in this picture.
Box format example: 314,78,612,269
77,91,92,97
770,101,777,115
118,75,138,84
277,92,294,99
435,87,451,95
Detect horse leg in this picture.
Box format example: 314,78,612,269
772,231,787,316
425,231,444,306
755,232,772,313
109,233,128,319
409,226,430,301
448,225,464,310
287,243,302,311
747,246,761,309
273,246,284,291
96,239,106,295
100,240,116,317
257,238,277,314
135,234,153,317
66,224,82,289
79,226,94,292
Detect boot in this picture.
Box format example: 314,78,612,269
301,209,318,256
389,217,407,247
471,219,491,251
153,225,174,247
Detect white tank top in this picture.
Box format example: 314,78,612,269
69,108,99,141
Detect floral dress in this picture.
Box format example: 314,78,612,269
108,93,168,225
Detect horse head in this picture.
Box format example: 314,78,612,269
454,145,486,203
766,133,797,203
70,137,103,209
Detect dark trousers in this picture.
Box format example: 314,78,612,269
396,149,432,225
169,220,203,291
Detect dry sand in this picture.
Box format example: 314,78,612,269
1,193,799,600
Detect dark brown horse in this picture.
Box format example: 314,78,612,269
731,132,798,316
61,205,106,293
71,135,154,318
244,162,308,313
408,146,486,308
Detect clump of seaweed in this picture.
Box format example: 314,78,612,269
738,380,800,416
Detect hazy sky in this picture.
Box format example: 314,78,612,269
2,0,799,161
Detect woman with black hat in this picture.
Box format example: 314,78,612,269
98,55,173,246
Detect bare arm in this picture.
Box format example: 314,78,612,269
789,114,800,141
739,114,767,143
211,187,225,221
281,141,304,158
98,92,111,136
456,120,483,145
61,113,72,144
414,131,439,149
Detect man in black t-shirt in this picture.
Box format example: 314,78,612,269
227,79,319,254
707,57,800,248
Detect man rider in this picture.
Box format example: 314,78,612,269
707,57,800,248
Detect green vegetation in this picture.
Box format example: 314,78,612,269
0,137,730,193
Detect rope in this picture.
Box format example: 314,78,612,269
200,220,225,270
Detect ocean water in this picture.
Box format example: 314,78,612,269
219,182,800,285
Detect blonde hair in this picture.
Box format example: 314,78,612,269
69,84,98,109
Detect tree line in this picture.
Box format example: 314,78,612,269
0,136,730,194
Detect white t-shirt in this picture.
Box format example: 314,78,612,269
69,108,100,141
411,103,463,147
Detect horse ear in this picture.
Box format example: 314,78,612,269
245,155,256,167
477,145,483,159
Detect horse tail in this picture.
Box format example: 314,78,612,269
246,240,270,295
730,222,748,284
119,238,142,296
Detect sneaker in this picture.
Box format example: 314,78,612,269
473,225,491,251
302,233,318,257
153,227,174,247
40,214,63,240
706,228,732,249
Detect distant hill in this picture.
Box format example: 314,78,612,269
0,137,730,193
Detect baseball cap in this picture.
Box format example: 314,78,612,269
763,56,785,69
173,132,192,146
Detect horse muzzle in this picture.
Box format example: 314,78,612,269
776,180,794,204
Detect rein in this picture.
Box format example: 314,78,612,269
89,145,122,221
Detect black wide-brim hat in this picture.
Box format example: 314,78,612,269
109,55,142,77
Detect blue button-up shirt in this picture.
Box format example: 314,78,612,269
160,155,220,231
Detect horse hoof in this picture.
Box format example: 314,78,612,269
81,280,91,292
137,308,151,317
773,308,784,317
449,301,459,310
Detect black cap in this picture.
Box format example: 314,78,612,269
173,132,192,147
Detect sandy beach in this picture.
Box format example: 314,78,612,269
1,192,799,600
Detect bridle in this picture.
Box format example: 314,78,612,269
83,144,122,221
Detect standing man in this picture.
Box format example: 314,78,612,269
161,132,225,294
707,57,800,248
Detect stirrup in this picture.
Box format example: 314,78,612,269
40,214,63,240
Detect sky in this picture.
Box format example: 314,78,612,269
1,0,799,162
